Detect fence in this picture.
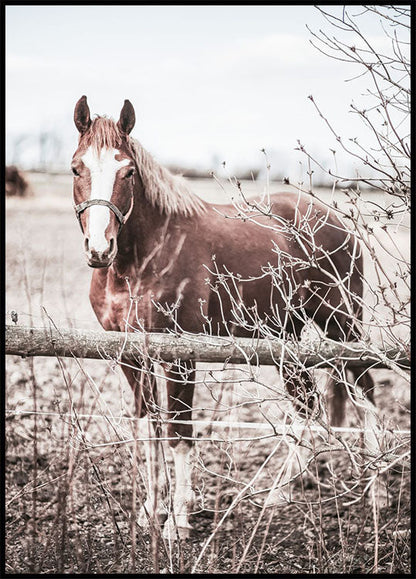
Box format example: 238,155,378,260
5,324,410,370
5,322,412,575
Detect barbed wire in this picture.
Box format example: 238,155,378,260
5,409,410,436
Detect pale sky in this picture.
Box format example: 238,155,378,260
5,5,408,180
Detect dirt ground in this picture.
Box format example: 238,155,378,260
5,172,411,574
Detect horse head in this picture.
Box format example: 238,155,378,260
72,96,136,268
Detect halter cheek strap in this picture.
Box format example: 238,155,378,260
74,195,133,234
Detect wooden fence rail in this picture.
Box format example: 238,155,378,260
5,325,410,370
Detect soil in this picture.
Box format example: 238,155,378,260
5,172,411,574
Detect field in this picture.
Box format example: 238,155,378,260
5,171,411,574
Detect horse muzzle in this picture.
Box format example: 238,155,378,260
85,237,117,268
87,257,114,269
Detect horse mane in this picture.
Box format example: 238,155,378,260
83,116,206,217
82,116,123,153
128,138,206,217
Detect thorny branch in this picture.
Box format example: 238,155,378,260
107,6,410,527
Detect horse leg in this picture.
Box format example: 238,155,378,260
162,361,196,540
265,363,316,506
327,372,348,427
343,365,389,505
326,363,378,452
121,364,168,530
326,348,379,454
324,316,378,453
323,348,386,503
347,366,380,456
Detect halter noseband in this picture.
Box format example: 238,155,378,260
74,197,131,234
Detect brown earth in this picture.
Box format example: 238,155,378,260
5,172,411,574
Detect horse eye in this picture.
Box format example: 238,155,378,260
126,169,134,178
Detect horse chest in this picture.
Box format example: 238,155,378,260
91,271,176,332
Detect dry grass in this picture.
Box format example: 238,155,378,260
5,172,411,574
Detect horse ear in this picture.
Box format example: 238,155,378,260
74,95,91,135
117,100,135,135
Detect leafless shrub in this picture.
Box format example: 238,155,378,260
127,5,410,571
5,5,410,575
300,5,410,353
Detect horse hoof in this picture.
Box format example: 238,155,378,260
137,508,151,530
137,505,168,530
370,479,390,509
264,488,291,507
162,518,192,540
297,472,315,489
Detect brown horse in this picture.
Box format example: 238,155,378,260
72,96,377,538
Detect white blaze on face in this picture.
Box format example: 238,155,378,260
81,146,129,252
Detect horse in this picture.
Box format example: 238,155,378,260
6,165,31,197
71,96,377,539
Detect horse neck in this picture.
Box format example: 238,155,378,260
113,175,174,275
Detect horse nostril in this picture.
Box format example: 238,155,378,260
109,238,114,253
84,237,90,252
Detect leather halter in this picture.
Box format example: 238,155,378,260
74,197,131,234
